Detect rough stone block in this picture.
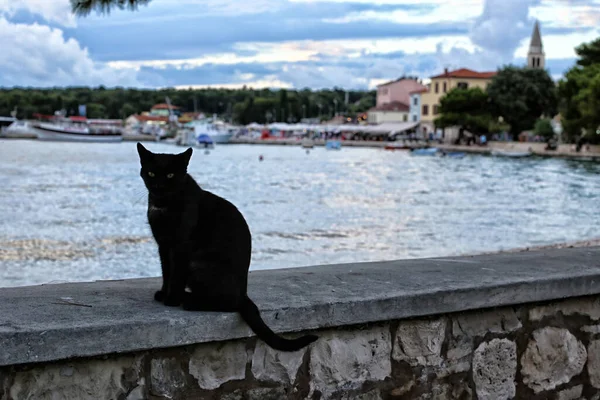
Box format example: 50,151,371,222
446,339,472,361
529,297,600,321
581,324,600,335
453,308,521,338
450,381,473,400
446,308,521,379
588,340,600,389
9,357,137,400
150,357,186,398
251,340,306,385
556,384,583,400
390,381,415,397
247,387,288,400
310,326,391,398
393,318,446,366
341,389,383,399
220,389,243,400
521,327,586,393
189,341,248,390
416,382,451,400
126,381,146,400
472,338,517,400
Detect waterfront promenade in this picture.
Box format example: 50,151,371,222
2,131,600,160
229,137,600,160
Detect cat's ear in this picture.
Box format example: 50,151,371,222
137,143,150,160
181,147,193,166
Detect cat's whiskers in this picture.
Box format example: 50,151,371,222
131,188,148,206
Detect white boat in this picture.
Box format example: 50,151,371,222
187,119,234,144
301,138,315,149
325,140,342,150
491,149,532,158
33,121,122,142
3,120,37,137
0,116,16,132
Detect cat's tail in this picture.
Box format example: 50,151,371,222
239,295,318,352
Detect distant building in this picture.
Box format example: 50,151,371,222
149,103,181,117
125,114,168,128
367,102,410,124
369,78,427,123
420,68,496,133
527,21,545,69
409,88,428,123
375,77,427,107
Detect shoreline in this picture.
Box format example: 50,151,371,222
228,137,600,160
2,132,599,160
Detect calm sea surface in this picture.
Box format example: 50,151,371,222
1,139,599,287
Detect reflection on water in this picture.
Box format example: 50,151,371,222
1,139,599,287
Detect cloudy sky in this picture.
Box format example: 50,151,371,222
0,0,599,89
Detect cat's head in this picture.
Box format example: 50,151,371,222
136,143,192,196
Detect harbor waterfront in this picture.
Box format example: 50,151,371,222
1,139,600,288
3,130,600,160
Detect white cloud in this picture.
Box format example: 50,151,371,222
290,0,473,4
0,17,139,87
107,35,476,71
323,0,483,24
514,28,600,59
0,0,76,27
530,0,600,29
174,76,293,90
107,44,322,70
0,0,596,88
469,0,535,61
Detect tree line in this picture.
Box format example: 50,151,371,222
0,87,376,124
435,36,600,144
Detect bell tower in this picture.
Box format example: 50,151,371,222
527,21,545,69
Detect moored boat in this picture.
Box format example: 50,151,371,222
325,140,341,150
384,143,409,151
301,138,314,149
491,149,532,158
187,119,234,144
33,121,122,142
3,120,37,137
411,147,439,156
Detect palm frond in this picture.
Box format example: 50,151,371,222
71,0,152,16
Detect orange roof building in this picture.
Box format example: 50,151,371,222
420,67,498,128
151,103,181,110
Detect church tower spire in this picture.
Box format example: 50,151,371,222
527,20,545,69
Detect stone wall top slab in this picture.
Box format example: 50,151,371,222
1,246,600,366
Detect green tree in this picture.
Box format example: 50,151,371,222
435,87,493,134
71,0,151,16
86,103,107,118
558,36,600,143
486,66,557,139
574,37,600,67
0,86,376,123
119,103,137,118
534,118,555,141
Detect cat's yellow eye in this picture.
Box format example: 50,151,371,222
148,171,155,177
167,173,174,179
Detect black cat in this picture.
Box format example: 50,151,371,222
136,143,317,352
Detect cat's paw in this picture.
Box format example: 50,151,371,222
154,290,165,302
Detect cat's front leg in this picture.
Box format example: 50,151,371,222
155,243,172,302
163,243,189,307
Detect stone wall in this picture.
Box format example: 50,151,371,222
2,294,600,400
3,247,600,399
